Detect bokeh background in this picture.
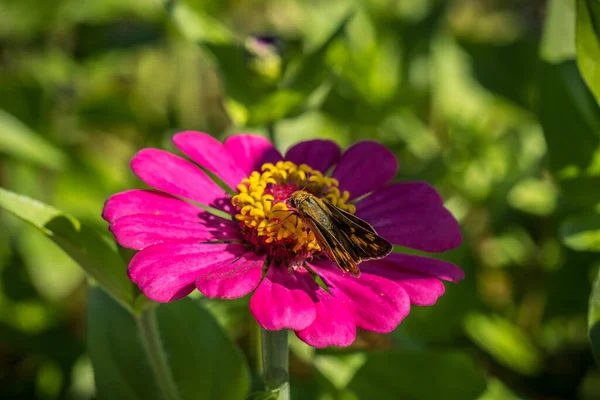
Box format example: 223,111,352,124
1,0,600,399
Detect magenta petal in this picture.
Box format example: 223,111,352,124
250,266,316,331
196,253,265,299
332,141,397,199
295,271,356,348
362,262,445,306
173,131,247,189
285,139,341,174
130,148,228,208
356,182,462,252
103,190,202,223
310,261,410,333
223,134,282,174
129,242,245,302
109,214,241,250
378,252,465,282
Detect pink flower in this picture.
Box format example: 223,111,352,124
102,132,464,348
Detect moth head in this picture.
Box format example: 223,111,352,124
289,190,308,209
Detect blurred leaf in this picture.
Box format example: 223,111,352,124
88,287,251,400
166,0,233,43
348,349,487,400
541,0,576,63
507,177,557,216
539,62,600,178
464,314,543,376
459,37,538,108
18,230,85,301
0,109,67,170
561,213,600,251
576,0,600,105
589,266,600,364
0,187,136,312
477,378,522,400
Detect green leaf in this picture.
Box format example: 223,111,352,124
0,108,67,170
589,266,600,365
561,212,600,251
88,287,251,400
348,350,487,400
165,0,233,44
464,313,543,376
0,187,136,311
88,287,161,400
154,298,251,400
539,61,600,174
541,0,576,63
576,0,600,105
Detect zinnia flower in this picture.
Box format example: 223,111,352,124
102,132,464,347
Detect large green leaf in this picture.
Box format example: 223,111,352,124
88,287,161,400
0,109,67,170
561,212,600,251
577,0,600,105
348,350,487,400
0,187,136,311
88,287,251,400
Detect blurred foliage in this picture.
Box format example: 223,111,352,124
1,0,600,399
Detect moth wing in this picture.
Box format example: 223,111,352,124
323,202,393,261
302,216,360,277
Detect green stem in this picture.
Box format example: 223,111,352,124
261,328,290,399
136,308,180,400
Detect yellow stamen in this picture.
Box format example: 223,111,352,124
231,161,355,255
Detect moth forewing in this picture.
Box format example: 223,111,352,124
289,190,392,277
324,202,393,260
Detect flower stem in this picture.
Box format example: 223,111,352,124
261,328,290,399
136,308,180,400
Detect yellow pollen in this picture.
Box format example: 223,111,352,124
231,161,356,256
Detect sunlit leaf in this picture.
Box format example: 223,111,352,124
576,0,600,105
561,213,600,251
464,313,543,376
541,0,576,63
0,109,67,170
0,187,136,311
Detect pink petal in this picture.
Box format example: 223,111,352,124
130,148,229,209
223,134,282,174
295,271,356,348
249,266,316,331
173,131,247,189
109,214,241,250
378,252,465,283
361,262,445,306
332,141,397,199
310,261,410,333
284,139,341,174
129,242,245,302
356,182,462,252
102,189,202,223
195,252,265,299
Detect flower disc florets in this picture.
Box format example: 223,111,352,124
232,161,355,265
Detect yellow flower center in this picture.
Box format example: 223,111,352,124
231,161,355,262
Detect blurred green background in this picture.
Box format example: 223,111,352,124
1,0,600,399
